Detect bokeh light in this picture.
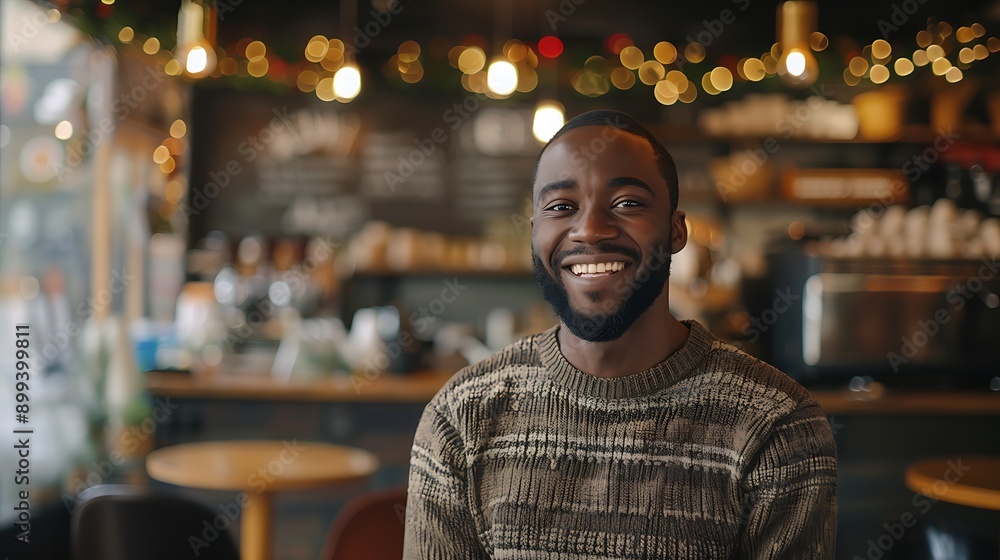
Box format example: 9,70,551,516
538,36,563,58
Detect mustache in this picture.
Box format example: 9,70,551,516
551,243,643,269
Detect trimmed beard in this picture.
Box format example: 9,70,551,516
532,240,672,342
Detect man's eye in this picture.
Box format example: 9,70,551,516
546,204,574,211
615,199,643,208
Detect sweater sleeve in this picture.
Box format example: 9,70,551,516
404,401,487,559
739,403,838,559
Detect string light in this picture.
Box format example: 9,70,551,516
97,3,998,97
893,58,914,76
532,101,564,143
486,58,518,96
537,36,563,58
333,64,362,101
653,42,677,64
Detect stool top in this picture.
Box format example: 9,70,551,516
905,456,1000,511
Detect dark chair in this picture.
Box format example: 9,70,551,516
71,484,240,560
882,512,1000,560
319,487,408,560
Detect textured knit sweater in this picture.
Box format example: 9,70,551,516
404,320,837,559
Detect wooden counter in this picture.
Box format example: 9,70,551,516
146,370,999,414
813,390,1000,416
145,370,453,402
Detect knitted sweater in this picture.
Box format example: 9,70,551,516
404,320,837,559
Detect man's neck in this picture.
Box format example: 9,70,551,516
556,295,690,379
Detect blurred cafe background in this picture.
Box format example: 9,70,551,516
1,0,999,558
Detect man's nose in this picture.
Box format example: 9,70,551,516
568,207,619,244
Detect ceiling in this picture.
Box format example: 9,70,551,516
81,0,1000,60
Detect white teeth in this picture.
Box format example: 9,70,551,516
569,262,626,276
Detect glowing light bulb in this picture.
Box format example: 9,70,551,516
776,2,819,87
487,59,517,96
785,51,806,76
778,46,818,86
174,0,217,79
532,102,564,143
186,45,208,74
333,65,361,101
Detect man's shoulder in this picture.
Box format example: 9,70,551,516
694,333,821,414
426,328,549,412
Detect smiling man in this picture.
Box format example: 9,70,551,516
404,110,837,559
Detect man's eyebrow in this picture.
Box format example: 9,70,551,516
608,176,654,195
536,179,576,202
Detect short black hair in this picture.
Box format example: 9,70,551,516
532,109,680,213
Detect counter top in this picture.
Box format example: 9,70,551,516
145,370,453,402
145,371,1000,414
812,390,1000,415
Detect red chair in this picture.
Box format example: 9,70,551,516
319,487,408,560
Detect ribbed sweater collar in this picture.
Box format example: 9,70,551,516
536,319,714,399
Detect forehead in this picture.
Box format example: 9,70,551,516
533,126,664,192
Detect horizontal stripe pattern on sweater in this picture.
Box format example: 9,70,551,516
404,320,837,559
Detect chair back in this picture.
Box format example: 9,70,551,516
72,484,240,560
319,487,408,560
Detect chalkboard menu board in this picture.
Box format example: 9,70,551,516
188,89,542,240
360,131,446,199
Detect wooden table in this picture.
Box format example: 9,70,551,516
146,440,379,560
905,456,1000,511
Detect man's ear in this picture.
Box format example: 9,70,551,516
670,211,688,253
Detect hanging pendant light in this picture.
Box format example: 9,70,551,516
175,0,217,79
777,1,819,87
486,0,517,97
334,0,361,102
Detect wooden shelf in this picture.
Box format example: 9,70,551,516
650,123,998,145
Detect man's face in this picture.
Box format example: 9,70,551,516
531,125,685,342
